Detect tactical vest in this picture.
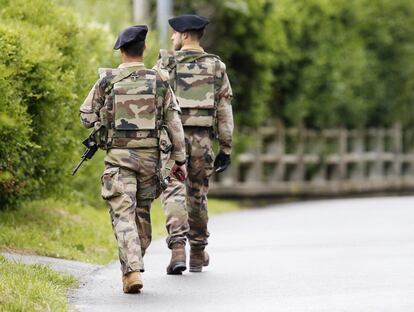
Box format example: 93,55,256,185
160,50,221,128
97,66,166,149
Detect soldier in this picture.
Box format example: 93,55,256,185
157,14,234,273
79,25,187,293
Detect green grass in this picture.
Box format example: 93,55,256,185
0,198,239,264
0,256,77,312
0,199,117,264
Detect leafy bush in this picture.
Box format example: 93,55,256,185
269,0,414,128
0,0,116,208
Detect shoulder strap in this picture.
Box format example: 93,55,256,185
103,67,139,94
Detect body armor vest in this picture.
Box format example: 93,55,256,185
97,66,166,149
160,50,220,128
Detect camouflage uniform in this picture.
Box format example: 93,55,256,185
157,48,233,250
80,62,186,274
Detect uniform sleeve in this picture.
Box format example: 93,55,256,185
79,79,104,128
163,87,186,162
154,58,163,70
216,63,234,155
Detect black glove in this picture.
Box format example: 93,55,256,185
214,152,231,173
175,160,186,166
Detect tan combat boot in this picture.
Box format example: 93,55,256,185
167,243,187,275
189,248,209,272
122,271,143,293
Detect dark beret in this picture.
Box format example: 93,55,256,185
168,14,209,33
114,25,148,50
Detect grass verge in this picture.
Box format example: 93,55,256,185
0,255,77,311
0,198,239,264
0,199,117,264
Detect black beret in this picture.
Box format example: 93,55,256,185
114,25,148,50
168,14,209,33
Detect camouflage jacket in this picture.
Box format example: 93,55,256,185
79,62,186,162
156,48,234,155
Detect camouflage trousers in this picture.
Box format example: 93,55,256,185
161,127,214,250
101,148,159,275
160,155,190,248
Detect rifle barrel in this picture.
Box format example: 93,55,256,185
71,157,86,176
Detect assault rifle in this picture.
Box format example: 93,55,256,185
71,129,99,176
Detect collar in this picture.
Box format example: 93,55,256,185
118,61,145,69
180,45,204,52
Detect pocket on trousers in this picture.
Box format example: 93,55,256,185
204,150,215,178
101,167,124,199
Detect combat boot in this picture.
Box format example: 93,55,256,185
189,248,209,272
122,271,143,293
167,243,187,275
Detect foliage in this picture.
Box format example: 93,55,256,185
269,0,414,128
172,0,414,129
0,255,77,311
0,0,115,208
58,0,133,34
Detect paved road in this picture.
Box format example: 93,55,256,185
70,196,414,311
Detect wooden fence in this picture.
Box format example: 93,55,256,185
210,124,414,197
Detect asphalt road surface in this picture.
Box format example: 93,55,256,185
70,196,414,311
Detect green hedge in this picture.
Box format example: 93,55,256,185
0,0,116,208
173,0,414,129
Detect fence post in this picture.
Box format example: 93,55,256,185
252,130,263,184
338,128,348,180
293,123,305,182
374,128,385,179
393,123,402,179
275,120,285,182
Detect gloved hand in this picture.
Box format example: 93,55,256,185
214,152,231,173
171,161,187,182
